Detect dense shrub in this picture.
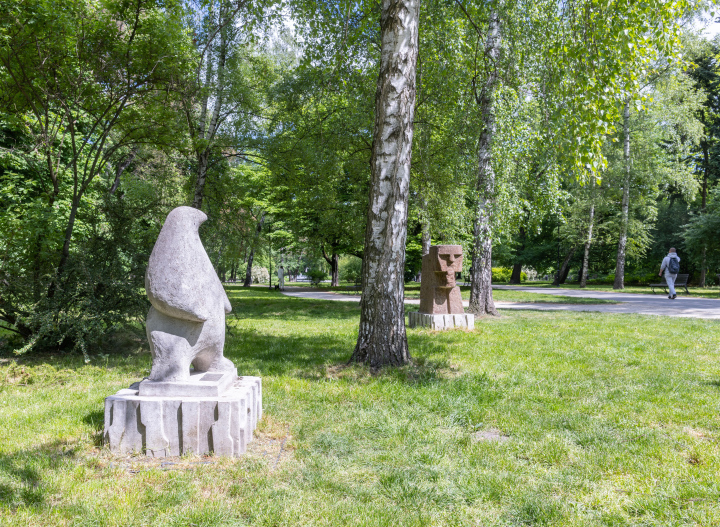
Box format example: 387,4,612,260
308,269,327,285
339,256,362,282
251,266,269,283
3,189,172,358
491,268,527,283
586,271,661,286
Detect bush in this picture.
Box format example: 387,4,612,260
586,272,659,286
491,267,527,283
251,266,269,283
628,271,659,285
491,267,510,283
339,256,362,282
308,269,327,285
587,274,614,285
3,193,163,358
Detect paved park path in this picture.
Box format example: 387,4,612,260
281,286,720,320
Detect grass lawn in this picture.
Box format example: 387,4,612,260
282,283,619,305
2,287,720,526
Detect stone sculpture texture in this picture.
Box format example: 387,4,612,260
410,245,474,330
104,206,261,457
145,206,235,381
419,245,464,314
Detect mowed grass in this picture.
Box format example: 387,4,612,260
283,283,618,304
2,287,720,526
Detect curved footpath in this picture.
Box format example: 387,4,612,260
281,286,720,320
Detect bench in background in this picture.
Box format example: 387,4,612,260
650,274,689,295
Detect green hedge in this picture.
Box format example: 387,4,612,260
491,267,527,283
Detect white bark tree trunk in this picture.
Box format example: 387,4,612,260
468,9,500,317
351,0,420,367
613,99,631,290
580,202,595,288
699,140,709,287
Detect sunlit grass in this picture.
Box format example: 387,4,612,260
2,287,720,525
282,283,618,304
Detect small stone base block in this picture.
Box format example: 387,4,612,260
103,376,262,457
408,312,475,330
138,369,238,397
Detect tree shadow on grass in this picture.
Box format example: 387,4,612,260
0,441,77,510
83,408,106,447
227,321,466,387
229,294,362,322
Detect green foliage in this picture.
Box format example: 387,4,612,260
491,268,527,283
0,0,192,352
339,256,362,283
684,187,720,272
307,268,327,285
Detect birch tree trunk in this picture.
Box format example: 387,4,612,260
580,203,595,288
421,225,431,256
699,140,709,287
420,190,430,257
350,0,420,367
613,99,631,290
468,9,500,317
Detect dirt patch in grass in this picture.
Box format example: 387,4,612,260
473,428,511,443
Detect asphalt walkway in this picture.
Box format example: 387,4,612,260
281,286,720,320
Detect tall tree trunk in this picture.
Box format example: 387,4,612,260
322,246,340,287
699,140,709,287
350,0,419,368
331,254,339,286
243,248,256,287
192,11,229,210
508,227,525,284
552,247,576,286
243,213,265,287
468,9,500,317
421,217,431,256
509,263,522,285
580,203,595,288
613,99,631,290
193,151,210,209
416,58,431,260
109,149,136,195
48,195,81,298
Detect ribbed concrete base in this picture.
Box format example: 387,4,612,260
408,312,475,330
103,376,261,458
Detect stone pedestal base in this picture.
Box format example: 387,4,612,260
408,312,475,330
103,376,261,458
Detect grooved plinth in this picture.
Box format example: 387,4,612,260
103,376,262,457
408,312,475,330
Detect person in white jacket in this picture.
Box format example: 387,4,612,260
659,248,681,300
278,265,285,291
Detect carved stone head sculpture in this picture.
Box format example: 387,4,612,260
419,245,465,315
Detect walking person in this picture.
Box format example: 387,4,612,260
278,265,285,291
659,248,681,300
